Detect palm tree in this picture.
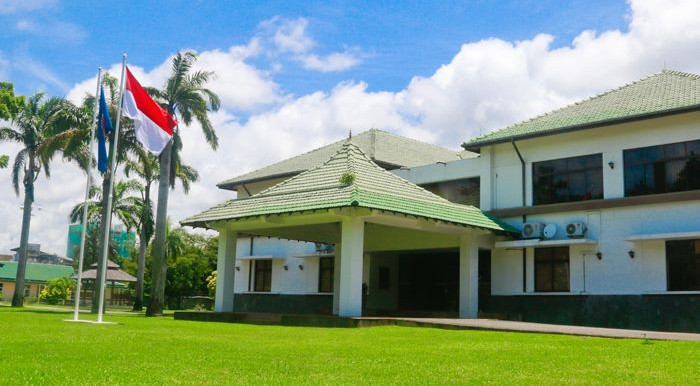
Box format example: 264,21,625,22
146,51,220,316
124,151,199,311
0,93,87,307
69,179,143,233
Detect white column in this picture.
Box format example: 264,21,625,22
332,242,341,315
215,228,237,312
338,217,364,317
459,232,479,318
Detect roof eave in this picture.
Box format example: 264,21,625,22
462,104,700,152
216,171,304,191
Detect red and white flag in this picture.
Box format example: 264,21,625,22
122,67,178,154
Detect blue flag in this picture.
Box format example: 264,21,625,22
96,86,112,173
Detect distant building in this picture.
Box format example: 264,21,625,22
11,244,72,265
66,223,137,260
0,261,74,302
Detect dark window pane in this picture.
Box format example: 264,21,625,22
535,247,570,292
664,142,686,159
254,259,272,292
625,140,700,197
533,154,602,205
666,240,700,291
552,174,569,203
666,160,687,192
687,140,700,157
420,178,480,207
587,169,604,199
318,257,334,293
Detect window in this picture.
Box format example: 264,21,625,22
318,257,334,293
420,178,481,207
378,267,390,290
624,140,700,196
533,154,603,205
0,282,3,293
535,247,570,292
253,260,272,292
24,285,31,297
666,239,700,291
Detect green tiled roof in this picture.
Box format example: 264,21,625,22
218,129,470,190
184,141,516,234
0,262,74,284
464,70,700,150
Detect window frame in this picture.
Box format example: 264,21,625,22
532,154,604,206
318,256,334,293
623,139,700,197
253,259,272,292
534,247,570,292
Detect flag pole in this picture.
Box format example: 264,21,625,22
97,54,127,323
73,67,102,322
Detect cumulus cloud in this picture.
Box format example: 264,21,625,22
259,16,363,73
2,0,700,256
0,0,57,14
15,18,88,44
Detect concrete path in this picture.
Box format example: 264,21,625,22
362,317,700,342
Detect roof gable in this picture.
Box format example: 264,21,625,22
184,140,516,233
464,70,700,150
218,129,465,190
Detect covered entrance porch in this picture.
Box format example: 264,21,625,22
181,140,516,318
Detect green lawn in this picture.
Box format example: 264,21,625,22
0,307,697,385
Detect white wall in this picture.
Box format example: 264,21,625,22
488,111,700,296
233,236,331,295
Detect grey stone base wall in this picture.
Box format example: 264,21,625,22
234,293,333,315
486,294,700,333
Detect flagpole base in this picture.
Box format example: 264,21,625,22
62,319,119,325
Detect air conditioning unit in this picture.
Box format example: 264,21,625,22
566,222,587,238
522,223,545,239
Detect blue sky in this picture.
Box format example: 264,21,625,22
3,0,628,97
1,0,699,255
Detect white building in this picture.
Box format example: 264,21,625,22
183,70,700,332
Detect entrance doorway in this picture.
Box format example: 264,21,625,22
397,251,459,314
478,249,491,313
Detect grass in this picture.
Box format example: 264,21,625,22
0,307,697,385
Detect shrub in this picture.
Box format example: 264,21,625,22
206,271,216,297
39,277,75,305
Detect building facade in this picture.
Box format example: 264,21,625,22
186,71,700,332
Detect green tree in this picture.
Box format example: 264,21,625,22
146,51,220,316
0,93,87,307
124,151,199,311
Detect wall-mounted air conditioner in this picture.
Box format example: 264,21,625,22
566,222,587,238
522,223,545,239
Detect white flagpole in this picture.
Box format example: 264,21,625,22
73,67,102,322
97,54,127,323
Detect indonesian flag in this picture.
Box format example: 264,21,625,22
122,67,178,154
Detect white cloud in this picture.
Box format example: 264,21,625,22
259,16,363,73
0,0,56,14
2,0,700,256
15,18,88,44
13,54,70,91
300,51,362,73
262,17,316,54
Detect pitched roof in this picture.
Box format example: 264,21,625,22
183,140,517,234
77,260,136,282
0,262,74,284
218,129,466,190
464,70,700,150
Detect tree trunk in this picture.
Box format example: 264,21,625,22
132,184,150,311
91,174,111,313
147,141,171,316
11,156,35,307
